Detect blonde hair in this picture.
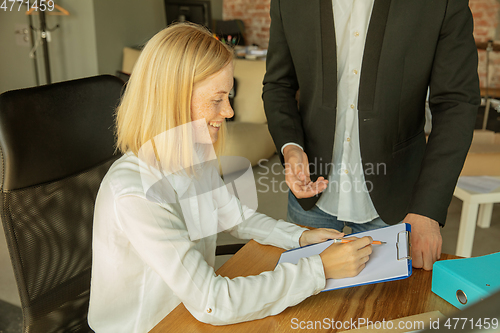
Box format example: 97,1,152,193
116,23,233,174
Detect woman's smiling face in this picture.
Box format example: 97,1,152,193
191,63,234,144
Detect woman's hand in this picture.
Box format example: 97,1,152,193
319,236,373,279
299,228,344,247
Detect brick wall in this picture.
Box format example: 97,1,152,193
223,0,500,90
223,0,271,48
471,0,500,90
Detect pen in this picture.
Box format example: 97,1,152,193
332,239,386,245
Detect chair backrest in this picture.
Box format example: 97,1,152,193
0,75,123,333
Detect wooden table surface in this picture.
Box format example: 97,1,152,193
150,240,459,333
481,87,500,98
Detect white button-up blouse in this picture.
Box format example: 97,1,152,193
88,152,326,332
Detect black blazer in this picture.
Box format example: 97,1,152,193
262,0,481,225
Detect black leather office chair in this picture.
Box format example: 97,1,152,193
0,75,123,333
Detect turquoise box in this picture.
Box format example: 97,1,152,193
431,252,500,309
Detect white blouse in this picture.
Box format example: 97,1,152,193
88,152,326,332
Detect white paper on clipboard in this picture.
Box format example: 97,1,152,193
277,223,412,291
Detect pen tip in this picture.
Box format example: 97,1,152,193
381,241,387,244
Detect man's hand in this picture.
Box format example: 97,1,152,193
403,213,442,270
283,145,328,198
319,236,373,279
299,228,344,247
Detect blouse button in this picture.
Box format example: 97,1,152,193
207,308,212,313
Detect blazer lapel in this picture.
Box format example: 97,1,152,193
320,0,337,107
358,0,392,114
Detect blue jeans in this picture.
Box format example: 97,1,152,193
287,191,389,234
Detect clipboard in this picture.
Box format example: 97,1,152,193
277,223,412,291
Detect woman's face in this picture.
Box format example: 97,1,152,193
191,63,234,144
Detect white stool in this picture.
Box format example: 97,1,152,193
454,178,500,257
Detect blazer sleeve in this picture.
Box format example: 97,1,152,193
262,0,305,162
408,0,481,225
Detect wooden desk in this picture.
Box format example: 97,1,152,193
481,87,500,99
151,241,459,333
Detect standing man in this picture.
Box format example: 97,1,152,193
262,0,480,270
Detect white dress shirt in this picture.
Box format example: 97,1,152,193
284,0,378,223
88,152,325,332
316,0,379,223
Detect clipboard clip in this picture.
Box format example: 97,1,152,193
396,230,412,261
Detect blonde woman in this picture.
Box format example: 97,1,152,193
88,23,372,332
